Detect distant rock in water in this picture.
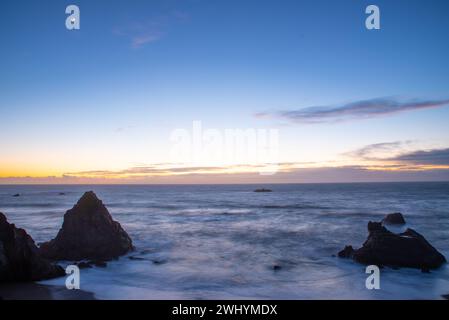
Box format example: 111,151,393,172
39,191,133,261
382,212,406,225
0,212,64,282
339,221,446,270
254,188,272,193
12,194,20,197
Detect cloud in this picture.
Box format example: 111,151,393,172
259,98,449,124
3,165,449,184
392,148,449,166
346,141,449,168
63,163,296,178
345,141,413,160
113,11,189,48
131,32,163,48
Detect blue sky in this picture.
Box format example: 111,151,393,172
1,0,449,183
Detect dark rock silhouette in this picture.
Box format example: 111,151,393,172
39,191,133,261
254,188,272,193
382,212,406,225
339,221,446,270
12,194,20,197
272,265,282,271
75,261,92,269
338,245,355,258
0,212,64,282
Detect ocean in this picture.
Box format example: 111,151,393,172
0,183,448,299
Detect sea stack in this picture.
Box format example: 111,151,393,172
338,221,446,270
39,191,133,261
0,212,64,282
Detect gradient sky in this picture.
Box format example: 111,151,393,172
1,0,449,183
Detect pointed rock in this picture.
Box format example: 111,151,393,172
0,212,64,282
39,191,133,261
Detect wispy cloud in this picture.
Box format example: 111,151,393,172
131,32,163,48
392,148,449,166
346,142,449,169
257,98,449,124
113,11,189,49
3,164,449,184
345,141,414,160
63,162,305,178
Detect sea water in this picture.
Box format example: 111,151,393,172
0,183,448,299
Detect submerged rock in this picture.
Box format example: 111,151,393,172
0,212,64,282
339,221,446,270
382,212,406,225
39,191,133,261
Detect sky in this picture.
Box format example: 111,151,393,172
1,0,449,184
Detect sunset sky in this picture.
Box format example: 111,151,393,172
1,0,449,184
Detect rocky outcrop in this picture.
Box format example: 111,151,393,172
254,188,272,193
337,245,355,258
39,191,133,261
382,212,406,225
0,212,64,282
339,221,446,270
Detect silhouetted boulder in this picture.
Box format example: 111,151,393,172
39,191,133,261
339,221,446,270
254,188,272,193
0,212,64,282
12,194,20,197
382,212,406,225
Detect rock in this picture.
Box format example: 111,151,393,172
59,193,66,196
382,212,406,225
442,294,449,300
338,245,355,258
272,265,282,271
75,261,92,269
12,194,20,197
0,212,64,282
39,191,133,261
339,221,446,270
254,188,272,193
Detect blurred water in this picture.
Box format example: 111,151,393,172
0,183,448,299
